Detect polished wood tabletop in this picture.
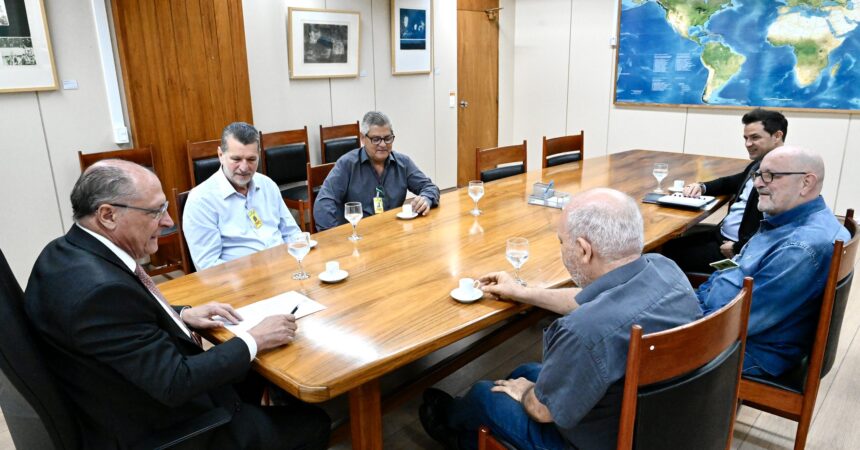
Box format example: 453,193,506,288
159,149,749,447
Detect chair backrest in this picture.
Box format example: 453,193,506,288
0,249,81,449
617,277,753,450
78,145,155,172
260,127,310,186
172,188,194,274
476,140,528,183
815,209,857,380
185,138,222,187
319,121,360,164
306,162,336,233
542,131,584,168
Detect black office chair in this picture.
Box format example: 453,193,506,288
0,248,230,449
261,127,312,231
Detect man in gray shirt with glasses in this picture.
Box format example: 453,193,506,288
313,111,440,231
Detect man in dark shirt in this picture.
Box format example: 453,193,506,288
313,111,440,231
419,188,702,450
663,109,787,273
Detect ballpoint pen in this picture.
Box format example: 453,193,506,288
290,305,299,315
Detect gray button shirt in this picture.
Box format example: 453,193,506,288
313,148,440,231
535,254,702,450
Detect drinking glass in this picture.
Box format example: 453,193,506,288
506,237,529,286
288,232,311,280
652,163,669,193
344,202,363,241
468,180,484,216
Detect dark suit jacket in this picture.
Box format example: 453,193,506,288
24,225,250,449
703,161,763,254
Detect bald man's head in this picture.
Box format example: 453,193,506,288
754,145,824,216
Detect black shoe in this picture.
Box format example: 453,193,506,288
419,388,459,450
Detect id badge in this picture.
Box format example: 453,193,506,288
247,208,263,229
373,196,384,214
709,258,739,271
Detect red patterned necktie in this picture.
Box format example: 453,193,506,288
134,265,202,347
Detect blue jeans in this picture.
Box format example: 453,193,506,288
447,362,569,450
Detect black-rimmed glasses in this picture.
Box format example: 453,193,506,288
365,134,395,145
752,171,808,184
110,201,169,220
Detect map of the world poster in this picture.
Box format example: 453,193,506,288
614,0,860,111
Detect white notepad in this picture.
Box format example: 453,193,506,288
221,291,326,333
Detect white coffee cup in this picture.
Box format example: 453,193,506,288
673,179,685,190
402,203,413,215
459,278,480,293
325,261,340,274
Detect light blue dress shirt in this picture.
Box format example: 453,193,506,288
697,196,850,376
183,169,301,270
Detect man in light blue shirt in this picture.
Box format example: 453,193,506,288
697,146,850,377
184,122,301,270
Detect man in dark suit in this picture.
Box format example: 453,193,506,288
25,160,330,449
662,108,787,273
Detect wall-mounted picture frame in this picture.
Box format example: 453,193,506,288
287,7,360,79
0,0,58,93
391,0,432,75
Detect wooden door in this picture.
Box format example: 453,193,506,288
457,0,499,187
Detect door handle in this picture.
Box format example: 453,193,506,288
459,100,469,108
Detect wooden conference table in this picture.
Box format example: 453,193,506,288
159,149,750,448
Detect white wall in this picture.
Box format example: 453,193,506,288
504,0,859,211
1,0,124,285
242,0,458,188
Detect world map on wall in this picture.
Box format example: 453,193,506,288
614,0,860,110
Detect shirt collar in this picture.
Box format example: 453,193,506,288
75,223,137,272
575,255,648,306
762,196,827,229
214,167,259,200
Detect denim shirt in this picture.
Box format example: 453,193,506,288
535,254,701,450
697,196,849,376
313,148,440,231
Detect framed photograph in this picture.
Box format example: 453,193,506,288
0,0,58,92
391,0,432,75
287,7,360,79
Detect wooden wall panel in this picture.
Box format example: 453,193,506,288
111,0,253,194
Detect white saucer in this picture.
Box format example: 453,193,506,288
451,287,483,303
319,269,348,283
309,239,318,248
668,186,684,193
396,211,419,220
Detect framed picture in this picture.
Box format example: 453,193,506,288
0,0,58,92
391,0,432,75
287,7,360,79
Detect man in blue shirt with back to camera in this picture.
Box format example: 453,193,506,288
183,122,301,270
419,188,702,450
313,111,440,231
697,145,850,377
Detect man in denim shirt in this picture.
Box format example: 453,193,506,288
313,111,440,231
697,146,850,377
419,189,701,450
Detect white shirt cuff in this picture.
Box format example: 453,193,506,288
234,330,258,361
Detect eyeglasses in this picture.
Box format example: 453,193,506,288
752,171,808,184
110,201,169,220
365,134,395,145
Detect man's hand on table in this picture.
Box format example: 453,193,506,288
248,315,298,352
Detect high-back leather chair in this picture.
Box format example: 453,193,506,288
78,146,183,276
319,121,360,164
171,188,194,274
185,139,221,187
476,141,528,183
542,131,584,168
738,209,858,450
616,277,752,450
306,162,336,233
261,127,312,231
0,248,81,450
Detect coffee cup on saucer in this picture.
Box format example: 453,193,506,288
452,278,482,303
319,260,348,283
397,202,417,219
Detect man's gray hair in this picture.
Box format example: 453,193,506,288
220,122,260,153
360,111,394,135
565,189,644,261
71,162,137,220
